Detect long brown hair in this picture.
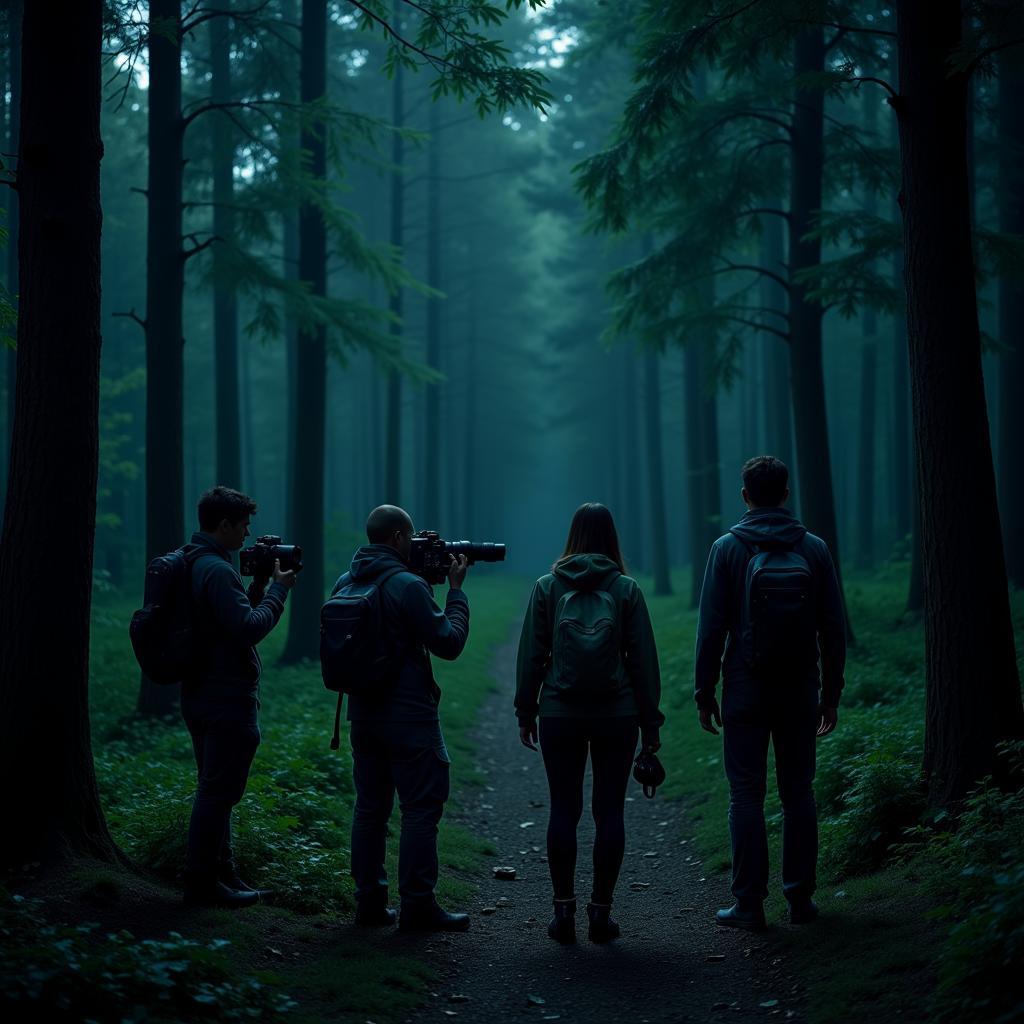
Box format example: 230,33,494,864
554,502,627,573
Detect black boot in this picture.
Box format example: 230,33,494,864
398,901,471,933
548,898,576,944
789,899,819,925
586,902,620,943
355,892,398,927
183,878,259,910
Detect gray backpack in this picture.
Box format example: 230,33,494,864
550,571,623,696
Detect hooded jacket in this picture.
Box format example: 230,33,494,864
694,507,846,709
335,544,470,723
185,532,290,698
514,553,664,730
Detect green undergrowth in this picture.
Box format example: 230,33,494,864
2,572,527,1023
644,561,1024,1024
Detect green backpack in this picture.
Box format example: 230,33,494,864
550,572,623,697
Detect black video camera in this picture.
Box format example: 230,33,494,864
408,531,506,585
239,534,303,577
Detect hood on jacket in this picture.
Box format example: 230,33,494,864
349,543,409,582
729,507,807,548
552,553,622,589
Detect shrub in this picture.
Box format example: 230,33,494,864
0,894,295,1022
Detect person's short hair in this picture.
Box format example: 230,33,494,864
742,456,789,507
197,486,258,531
366,504,413,544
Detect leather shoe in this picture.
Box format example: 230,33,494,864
398,902,471,933
716,903,767,932
355,903,398,927
789,899,819,924
183,880,259,910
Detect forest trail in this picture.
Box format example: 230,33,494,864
405,640,807,1024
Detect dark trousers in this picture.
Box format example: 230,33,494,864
539,716,639,905
350,719,451,909
722,674,818,908
182,693,260,884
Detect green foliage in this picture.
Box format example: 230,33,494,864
355,0,553,116
0,893,296,1022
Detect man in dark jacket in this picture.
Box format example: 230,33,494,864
181,486,297,909
695,456,845,931
337,504,471,932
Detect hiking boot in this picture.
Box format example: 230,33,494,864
548,898,576,944
586,902,620,943
789,899,819,925
399,902,471,933
183,880,260,910
716,903,767,932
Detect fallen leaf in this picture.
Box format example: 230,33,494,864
519,821,535,829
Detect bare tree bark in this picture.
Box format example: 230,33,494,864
0,0,120,867
896,0,1023,807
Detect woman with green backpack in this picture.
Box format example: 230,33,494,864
515,502,664,944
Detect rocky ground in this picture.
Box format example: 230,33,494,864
396,642,808,1024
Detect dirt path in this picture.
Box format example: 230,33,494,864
402,641,806,1024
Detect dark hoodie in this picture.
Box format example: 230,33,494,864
514,553,664,729
185,532,290,698
335,544,470,723
694,507,846,709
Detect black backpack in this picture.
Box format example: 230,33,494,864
320,565,407,749
731,532,816,674
549,571,623,698
129,547,201,686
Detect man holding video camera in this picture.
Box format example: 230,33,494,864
182,486,298,909
340,504,472,932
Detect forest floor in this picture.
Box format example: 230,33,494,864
4,568,1019,1023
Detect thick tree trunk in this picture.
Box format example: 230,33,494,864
283,209,299,529
0,0,120,867
385,7,404,504
281,0,328,662
998,46,1024,587
210,4,241,488
896,0,1023,807
644,347,672,595
139,0,185,715
789,27,853,641
2,0,21,524
423,101,442,527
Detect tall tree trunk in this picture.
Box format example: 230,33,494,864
896,0,1024,807
623,346,643,569
281,0,328,662
856,332,877,569
2,0,21,525
463,254,478,537
891,200,912,544
423,101,442,527
685,329,720,608
283,208,299,529
0,0,120,867
998,43,1024,587
210,3,241,487
789,28,853,641
760,205,794,472
644,347,672,595
139,0,185,715
384,5,404,503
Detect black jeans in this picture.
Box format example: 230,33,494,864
181,692,260,884
349,719,451,909
722,674,819,909
539,716,639,905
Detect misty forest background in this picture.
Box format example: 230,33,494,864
0,2,1023,1023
